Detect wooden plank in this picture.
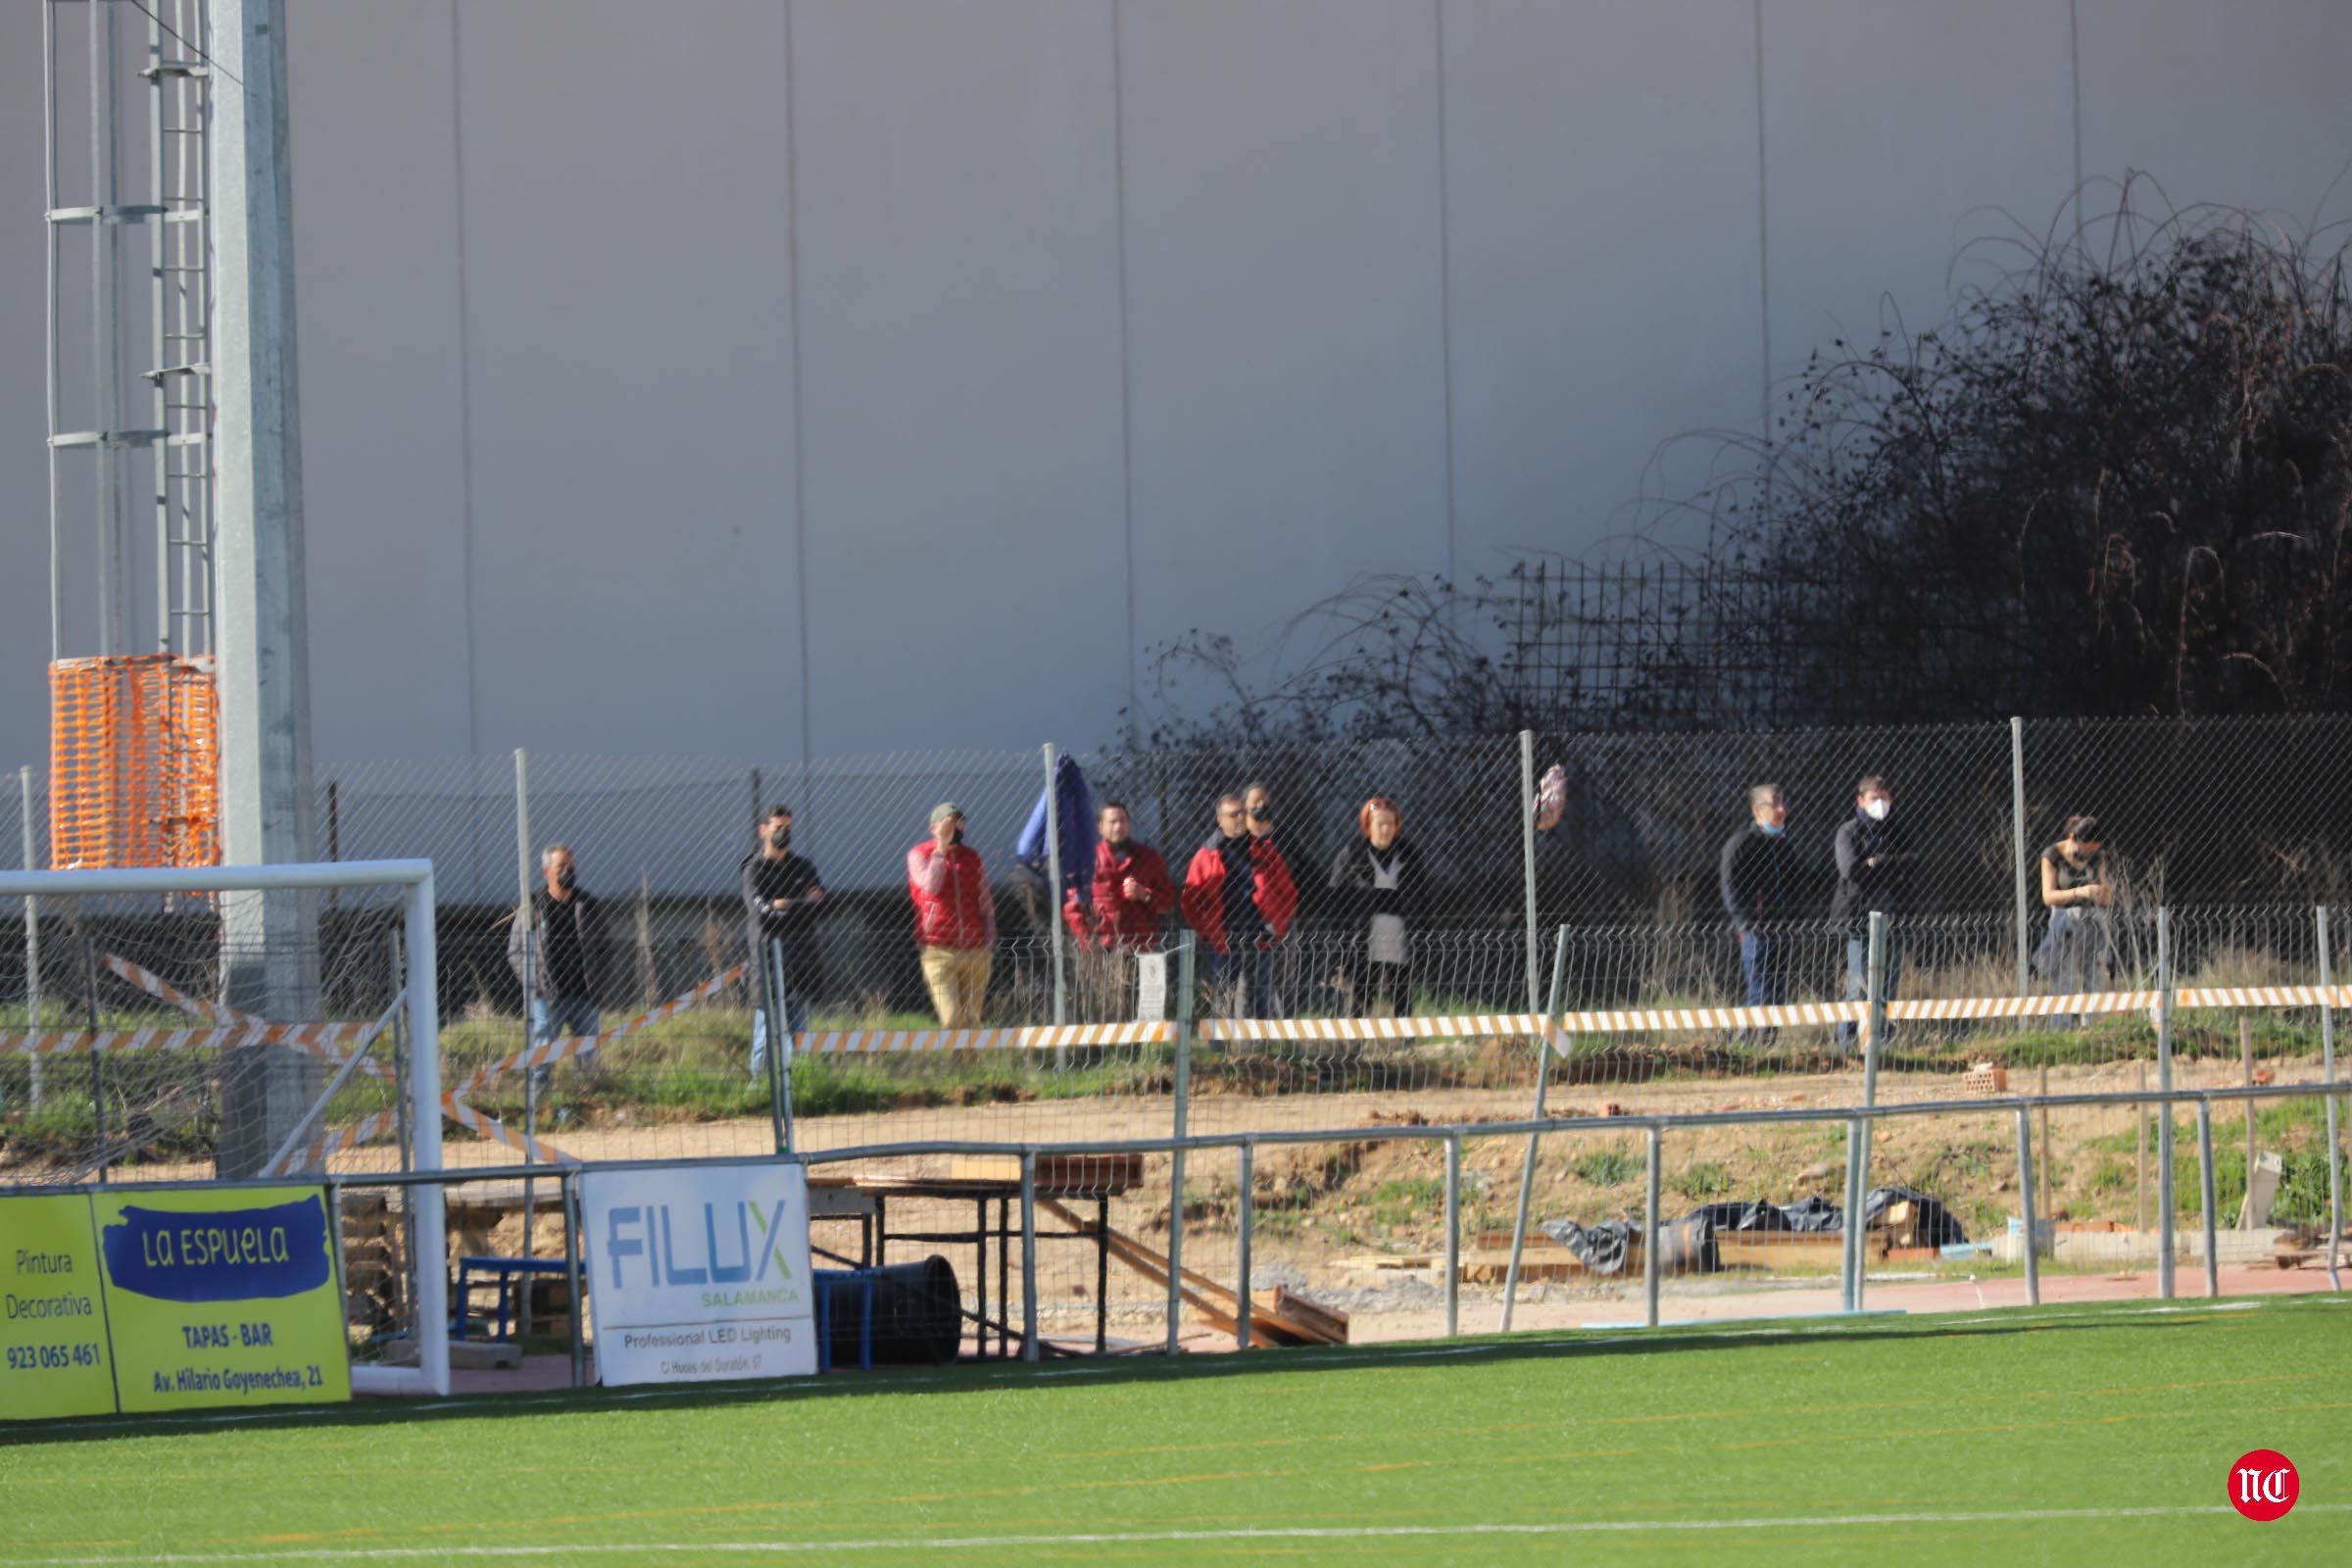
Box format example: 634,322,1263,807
1271,1287,1349,1345
1037,1197,1318,1347
1715,1233,1850,1271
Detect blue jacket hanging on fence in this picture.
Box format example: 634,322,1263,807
1017,754,1099,914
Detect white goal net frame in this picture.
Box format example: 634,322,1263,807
0,858,450,1397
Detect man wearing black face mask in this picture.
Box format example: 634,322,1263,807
507,843,609,1071
744,805,827,1080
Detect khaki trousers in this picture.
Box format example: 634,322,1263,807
919,946,993,1027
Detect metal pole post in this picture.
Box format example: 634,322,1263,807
2318,906,2341,1290
1642,1123,1662,1329
1499,927,1568,1331
81,923,105,1182
764,939,792,1154
1019,1151,1040,1362
2014,1104,2039,1306
20,767,41,1105
1863,912,1886,1104
1236,1141,1254,1352
2010,717,2029,994
2157,907,2177,1299
1165,934,1195,1353
1443,1134,1461,1339
514,749,535,1258
1841,1116,1868,1312
1520,730,1540,1010
1043,743,1067,1036
211,0,322,1176
563,1170,586,1389
2196,1100,2220,1298
405,870,450,1397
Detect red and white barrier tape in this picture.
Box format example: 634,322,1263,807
0,1019,393,1056
440,1093,578,1165
99,951,394,1082
1196,1013,1554,1044
101,954,250,1025
794,1020,1177,1054
447,964,746,1096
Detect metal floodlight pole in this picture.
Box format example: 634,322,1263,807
210,0,321,1177
2010,717,2030,994
1498,927,1568,1332
1520,730,1540,1009
2157,907,2176,1299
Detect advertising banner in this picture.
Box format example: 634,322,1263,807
0,1196,118,1420
91,1187,352,1414
580,1164,817,1386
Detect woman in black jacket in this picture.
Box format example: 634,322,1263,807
1326,796,1422,1015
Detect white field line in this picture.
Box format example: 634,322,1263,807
12,1507,2350,1564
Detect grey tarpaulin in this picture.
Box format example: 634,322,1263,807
1539,1185,1967,1276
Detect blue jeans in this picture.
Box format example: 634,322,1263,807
1838,932,1905,1052
1738,928,1787,1008
529,995,601,1079
1203,945,1280,1019
748,995,809,1081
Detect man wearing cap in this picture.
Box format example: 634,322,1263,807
907,803,996,1027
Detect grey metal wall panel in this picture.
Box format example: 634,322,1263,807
1119,0,1450,677
1759,1,2077,401
1443,0,1763,561
2076,0,2352,230
791,0,1129,756
448,0,804,759
285,0,474,760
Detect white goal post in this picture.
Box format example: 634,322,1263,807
0,858,449,1398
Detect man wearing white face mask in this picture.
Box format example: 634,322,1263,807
1832,775,1915,1052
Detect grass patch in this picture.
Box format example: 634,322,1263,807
0,1297,2342,1565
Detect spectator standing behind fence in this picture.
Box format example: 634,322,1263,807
1720,785,1798,1040
908,803,995,1027
1326,796,1422,1016
1182,793,1298,1017
745,805,827,1080
1831,775,1916,1053
506,844,607,1072
2034,815,2114,1018
1069,802,1176,951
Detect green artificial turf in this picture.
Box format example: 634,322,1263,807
1,1295,2343,1565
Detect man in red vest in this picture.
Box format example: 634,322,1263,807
907,802,995,1026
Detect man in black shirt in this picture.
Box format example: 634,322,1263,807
744,805,827,1079
1831,775,1918,1052
1719,784,1798,1044
506,843,608,1071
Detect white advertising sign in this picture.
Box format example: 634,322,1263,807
579,1164,818,1386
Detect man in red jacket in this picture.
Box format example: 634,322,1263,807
907,803,995,1027
1066,802,1177,951
1181,794,1298,1018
